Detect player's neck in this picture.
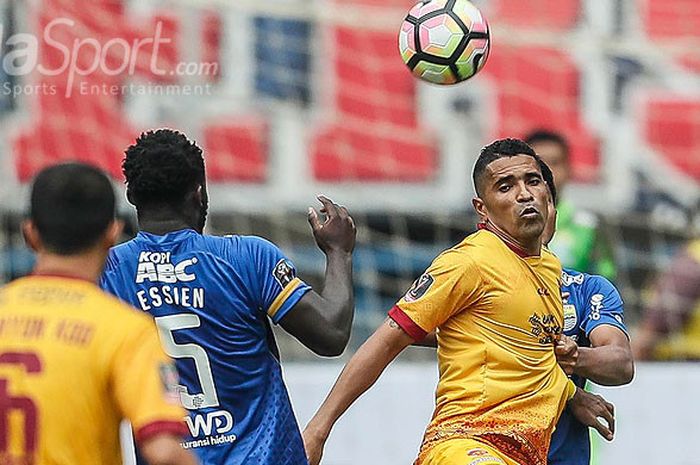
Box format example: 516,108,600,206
32,251,104,283
139,218,197,235
480,221,542,257
137,208,201,235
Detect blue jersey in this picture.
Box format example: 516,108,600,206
100,229,312,465
548,268,628,465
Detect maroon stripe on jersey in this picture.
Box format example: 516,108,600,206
388,306,428,341
135,420,189,444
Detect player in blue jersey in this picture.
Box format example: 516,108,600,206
539,163,634,465
548,267,633,465
100,129,356,465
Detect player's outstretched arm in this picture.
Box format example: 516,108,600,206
140,434,200,465
574,326,634,386
302,317,414,465
280,195,356,356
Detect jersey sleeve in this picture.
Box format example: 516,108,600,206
389,249,482,341
111,316,188,444
579,275,628,338
242,236,312,324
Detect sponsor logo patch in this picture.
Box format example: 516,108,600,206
273,259,296,288
403,273,434,302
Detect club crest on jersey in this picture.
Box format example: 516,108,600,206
563,304,578,332
273,259,296,288
404,273,434,302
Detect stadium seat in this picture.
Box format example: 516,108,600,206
643,98,700,181
310,26,437,181
13,0,181,182
491,0,580,30
203,120,268,182
484,45,600,181
644,0,700,39
312,124,437,181
644,0,700,74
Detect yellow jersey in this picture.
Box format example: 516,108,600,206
0,275,187,465
389,228,574,465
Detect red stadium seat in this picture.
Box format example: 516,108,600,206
643,0,700,74
310,26,438,181
643,98,700,181
484,45,600,182
644,0,700,39
312,124,437,181
13,0,180,182
203,120,268,182
491,0,580,30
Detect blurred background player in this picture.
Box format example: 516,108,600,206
0,163,196,465
100,129,356,465
525,130,616,280
633,235,700,361
303,139,614,465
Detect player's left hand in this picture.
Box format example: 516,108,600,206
555,334,579,375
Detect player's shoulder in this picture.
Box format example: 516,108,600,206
104,238,139,272
87,284,153,323
564,268,621,303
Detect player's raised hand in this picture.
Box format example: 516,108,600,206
302,425,326,465
308,195,356,255
555,334,579,375
568,388,615,441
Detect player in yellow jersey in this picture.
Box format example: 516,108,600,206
302,139,614,465
0,163,198,465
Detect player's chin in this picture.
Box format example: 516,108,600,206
517,216,545,236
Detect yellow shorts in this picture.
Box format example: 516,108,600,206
421,438,521,465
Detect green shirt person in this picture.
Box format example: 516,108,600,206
525,130,616,279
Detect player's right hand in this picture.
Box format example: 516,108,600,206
302,425,326,465
308,195,356,255
568,387,615,441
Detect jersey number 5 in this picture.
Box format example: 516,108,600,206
155,314,219,410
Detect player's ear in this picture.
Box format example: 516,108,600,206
103,220,124,249
22,220,42,253
472,197,488,222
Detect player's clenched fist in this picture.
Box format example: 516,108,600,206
308,195,356,254
555,334,579,375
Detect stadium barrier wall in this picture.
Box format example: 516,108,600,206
122,362,699,465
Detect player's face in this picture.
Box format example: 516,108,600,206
474,155,550,245
530,141,570,193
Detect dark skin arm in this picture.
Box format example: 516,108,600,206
279,196,356,357
574,326,634,385
555,327,634,386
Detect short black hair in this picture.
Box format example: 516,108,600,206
472,138,540,196
30,163,115,255
123,129,205,209
523,129,570,160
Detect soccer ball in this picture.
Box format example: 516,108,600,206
398,0,490,85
